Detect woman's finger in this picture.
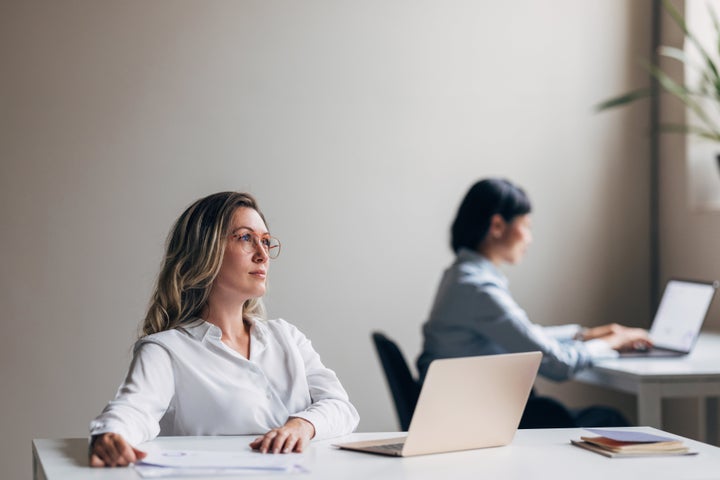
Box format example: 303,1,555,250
111,435,137,465
133,447,148,461
89,452,106,467
295,435,309,453
259,430,278,453
272,431,290,453
282,435,299,453
101,437,122,467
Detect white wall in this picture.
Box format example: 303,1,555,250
1,1,652,478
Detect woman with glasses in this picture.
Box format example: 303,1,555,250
416,178,650,428
89,192,359,467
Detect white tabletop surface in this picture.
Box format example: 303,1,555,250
33,427,720,480
574,332,720,397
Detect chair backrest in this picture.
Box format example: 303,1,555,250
371,331,421,431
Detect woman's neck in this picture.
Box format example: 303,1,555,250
476,244,503,266
203,287,250,339
203,300,252,358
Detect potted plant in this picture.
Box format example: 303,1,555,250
596,0,720,153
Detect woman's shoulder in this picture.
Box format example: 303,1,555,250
257,318,300,335
255,318,311,344
453,263,504,291
136,321,209,348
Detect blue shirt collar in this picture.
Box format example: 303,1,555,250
456,248,509,288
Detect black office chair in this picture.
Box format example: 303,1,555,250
520,390,630,429
371,332,421,431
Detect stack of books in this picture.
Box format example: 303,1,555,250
571,428,697,458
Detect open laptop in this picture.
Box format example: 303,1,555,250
335,351,541,457
619,279,718,358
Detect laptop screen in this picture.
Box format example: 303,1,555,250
650,280,717,352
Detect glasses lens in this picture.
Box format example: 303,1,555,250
267,237,281,259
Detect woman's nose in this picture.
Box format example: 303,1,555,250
252,240,269,262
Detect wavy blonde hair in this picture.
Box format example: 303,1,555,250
141,192,267,337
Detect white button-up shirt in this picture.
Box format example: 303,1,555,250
90,318,359,446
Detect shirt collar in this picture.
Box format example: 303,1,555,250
191,317,268,355
456,248,509,288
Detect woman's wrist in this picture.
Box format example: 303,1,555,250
287,416,316,439
574,328,590,342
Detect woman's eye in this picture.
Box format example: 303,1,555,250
261,237,271,247
239,233,253,243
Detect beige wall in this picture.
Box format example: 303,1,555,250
1,1,652,478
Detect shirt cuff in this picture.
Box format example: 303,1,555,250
89,420,141,446
543,324,582,340
583,338,619,359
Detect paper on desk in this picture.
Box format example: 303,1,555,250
134,448,307,477
584,428,677,443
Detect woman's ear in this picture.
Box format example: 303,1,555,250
488,214,507,240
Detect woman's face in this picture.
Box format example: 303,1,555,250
491,214,533,265
212,207,270,303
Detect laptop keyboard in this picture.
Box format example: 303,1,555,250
373,442,406,452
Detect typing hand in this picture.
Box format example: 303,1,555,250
249,417,316,454
89,432,146,467
601,326,652,352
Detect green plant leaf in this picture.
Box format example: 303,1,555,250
595,88,652,111
660,123,720,141
596,0,720,142
647,63,720,135
658,46,690,64
662,0,720,80
710,4,720,102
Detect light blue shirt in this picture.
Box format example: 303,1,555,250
417,249,615,383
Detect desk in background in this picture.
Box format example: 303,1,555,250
575,332,720,445
33,427,720,480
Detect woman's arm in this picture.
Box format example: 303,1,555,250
468,286,608,380
286,323,360,440
578,323,652,350
261,320,360,443
88,341,175,466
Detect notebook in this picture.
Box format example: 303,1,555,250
619,279,718,358
335,351,541,457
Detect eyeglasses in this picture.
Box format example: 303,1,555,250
228,232,281,259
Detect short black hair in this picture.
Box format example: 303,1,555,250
450,178,532,253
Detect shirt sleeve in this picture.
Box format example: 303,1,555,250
583,338,619,359
542,324,582,340
279,322,360,440
469,284,603,381
89,341,175,446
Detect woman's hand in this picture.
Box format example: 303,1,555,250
89,432,146,467
579,323,624,341
583,323,652,351
249,417,316,454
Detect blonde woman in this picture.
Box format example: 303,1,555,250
89,192,359,467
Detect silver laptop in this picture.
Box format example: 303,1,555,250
335,351,541,457
620,279,718,358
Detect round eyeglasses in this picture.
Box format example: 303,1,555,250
229,232,281,259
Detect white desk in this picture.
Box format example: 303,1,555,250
574,332,720,445
33,428,720,480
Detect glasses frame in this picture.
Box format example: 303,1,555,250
228,231,281,259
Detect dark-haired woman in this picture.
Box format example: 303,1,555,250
89,192,359,467
416,178,649,427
